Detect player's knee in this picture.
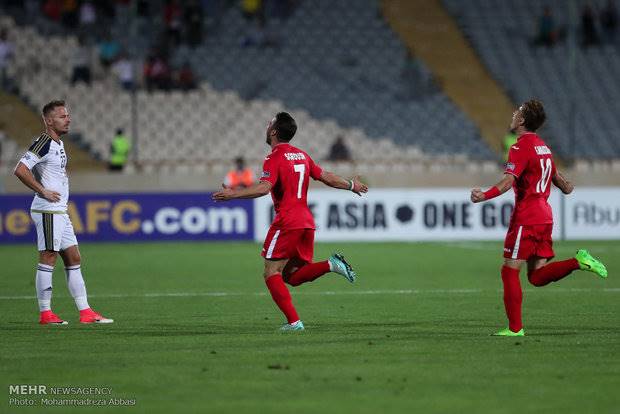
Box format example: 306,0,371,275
39,250,57,265
70,252,82,266
62,246,81,266
527,273,544,287
263,271,278,280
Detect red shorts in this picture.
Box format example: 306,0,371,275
503,224,554,260
261,227,315,263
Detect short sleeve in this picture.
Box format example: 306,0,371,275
18,151,43,170
260,155,278,186
504,145,527,178
308,155,323,181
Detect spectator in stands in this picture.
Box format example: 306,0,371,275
164,0,183,45
108,128,131,172
242,0,263,21
224,157,255,189
176,62,197,91
143,55,156,91
144,54,172,91
0,30,14,91
79,0,97,38
43,0,63,21
327,135,352,162
534,6,560,47
184,0,204,47
98,34,121,68
503,128,517,161
581,5,601,47
241,0,266,46
601,0,618,44
60,0,79,29
70,39,92,85
112,53,135,91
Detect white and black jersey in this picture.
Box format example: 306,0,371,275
18,133,69,213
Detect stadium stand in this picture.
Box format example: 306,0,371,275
443,0,620,160
0,0,498,175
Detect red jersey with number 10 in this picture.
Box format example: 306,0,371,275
260,143,323,229
504,132,556,226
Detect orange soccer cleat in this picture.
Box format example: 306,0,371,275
79,308,114,324
39,310,68,325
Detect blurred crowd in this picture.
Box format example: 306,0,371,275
534,1,618,48
0,0,298,93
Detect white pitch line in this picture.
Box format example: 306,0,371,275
0,288,618,301
444,242,620,253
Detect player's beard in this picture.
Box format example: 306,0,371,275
266,135,271,145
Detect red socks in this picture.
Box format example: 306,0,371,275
501,266,523,333
286,261,331,286
265,274,299,324
264,262,332,323
528,259,580,287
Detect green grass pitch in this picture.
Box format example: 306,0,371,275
1,241,618,413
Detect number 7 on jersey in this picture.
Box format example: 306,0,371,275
293,164,305,199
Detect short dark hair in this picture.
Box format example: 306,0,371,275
272,112,297,142
520,99,546,132
42,100,66,117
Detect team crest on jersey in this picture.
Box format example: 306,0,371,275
261,171,270,178
505,162,515,171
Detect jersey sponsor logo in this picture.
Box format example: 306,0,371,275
261,171,270,178
535,145,551,155
284,153,306,161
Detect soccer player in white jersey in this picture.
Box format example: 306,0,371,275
14,100,113,325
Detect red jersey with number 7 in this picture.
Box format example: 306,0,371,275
260,143,323,229
504,132,556,226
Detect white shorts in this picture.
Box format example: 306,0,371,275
31,212,78,252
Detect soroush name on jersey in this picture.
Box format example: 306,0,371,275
260,143,323,230
18,133,70,213
504,133,556,226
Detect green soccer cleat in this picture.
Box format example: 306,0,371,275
280,320,304,331
491,328,525,337
575,249,608,278
328,254,356,283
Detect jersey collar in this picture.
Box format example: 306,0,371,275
517,132,537,141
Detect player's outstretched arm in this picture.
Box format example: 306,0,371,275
552,171,574,194
318,171,368,196
212,181,272,201
470,174,515,203
13,162,61,202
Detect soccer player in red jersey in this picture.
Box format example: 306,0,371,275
213,112,368,331
471,99,608,336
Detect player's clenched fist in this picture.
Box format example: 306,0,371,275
470,188,485,203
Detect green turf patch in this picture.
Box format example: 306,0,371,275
1,241,618,413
